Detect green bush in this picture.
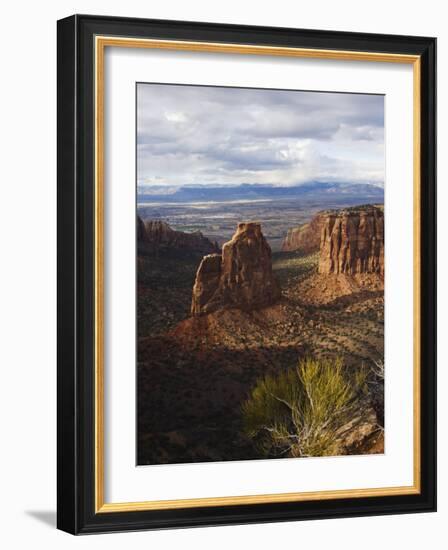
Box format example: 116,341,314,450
242,357,367,458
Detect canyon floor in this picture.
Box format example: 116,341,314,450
137,248,384,465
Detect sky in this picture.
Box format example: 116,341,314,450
137,83,384,190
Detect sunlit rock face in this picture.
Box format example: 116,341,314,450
318,206,384,275
191,222,281,316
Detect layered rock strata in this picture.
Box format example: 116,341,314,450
318,206,384,275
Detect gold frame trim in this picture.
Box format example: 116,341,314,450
94,36,421,513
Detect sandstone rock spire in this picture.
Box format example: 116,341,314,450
191,222,281,315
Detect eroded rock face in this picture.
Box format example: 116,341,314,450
190,254,222,316
191,222,281,315
137,217,219,256
282,214,325,253
318,206,384,275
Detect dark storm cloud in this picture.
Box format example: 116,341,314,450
137,84,384,188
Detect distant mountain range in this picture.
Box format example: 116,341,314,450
137,182,384,203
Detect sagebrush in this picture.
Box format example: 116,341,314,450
242,357,369,458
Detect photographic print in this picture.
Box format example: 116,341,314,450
137,83,385,466
58,17,436,533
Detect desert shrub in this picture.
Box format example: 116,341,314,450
242,357,368,458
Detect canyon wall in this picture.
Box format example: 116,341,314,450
281,214,325,253
137,217,219,256
318,206,384,275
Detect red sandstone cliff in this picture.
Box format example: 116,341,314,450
318,206,384,275
281,214,325,253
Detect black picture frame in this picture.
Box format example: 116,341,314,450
57,14,436,534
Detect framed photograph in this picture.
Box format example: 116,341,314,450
57,14,436,534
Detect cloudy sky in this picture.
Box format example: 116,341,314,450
137,83,384,190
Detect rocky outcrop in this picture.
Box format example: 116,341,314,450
318,206,384,275
137,217,219,257
144,219,173,245
191,222,281,315
190,254,222,316
137,215,148,242
281,214,325,253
